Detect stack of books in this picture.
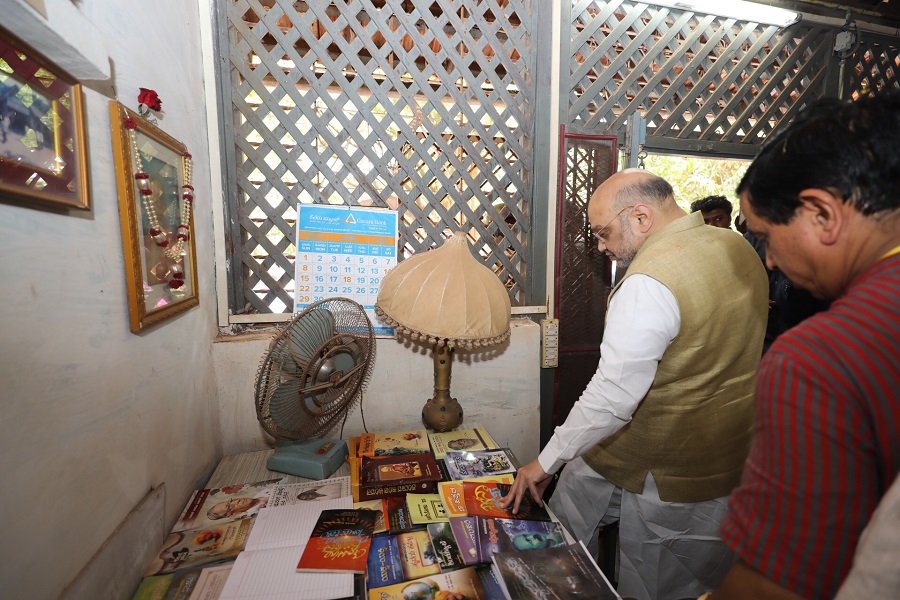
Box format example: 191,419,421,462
130,424,619,600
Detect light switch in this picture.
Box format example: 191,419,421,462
541,318,559,368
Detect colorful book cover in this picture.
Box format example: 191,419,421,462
444,449,518,480
406,493,448,525
143,519,253,576
171,478,282,532
367,565,490,600
490,542,620,600
366,535,404,589
358,429,430,457
427,521,465,572
385,496,424,535
268,476,352,506
438,474,515,518
396,530,441,580
428,423,500,460
354,498,389,535
296,509,377,573
449,516,480,566
462,481,552,522
475,516,566,562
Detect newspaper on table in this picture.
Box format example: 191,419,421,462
268,476,352,507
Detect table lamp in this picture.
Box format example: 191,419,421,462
375,231,512,432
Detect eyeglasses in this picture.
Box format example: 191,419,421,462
592,205,635,244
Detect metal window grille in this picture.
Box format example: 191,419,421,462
844,33,900,99
565,1,835,156
219,0,536,315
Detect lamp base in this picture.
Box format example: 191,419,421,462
422,397,463,433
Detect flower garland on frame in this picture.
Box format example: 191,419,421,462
124,115,194,290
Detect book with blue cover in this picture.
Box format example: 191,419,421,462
366,535,404,589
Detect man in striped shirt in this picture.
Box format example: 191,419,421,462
709,93,900,599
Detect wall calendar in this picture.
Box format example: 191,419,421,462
294,204,398,334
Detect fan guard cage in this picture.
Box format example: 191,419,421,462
254,297,375,440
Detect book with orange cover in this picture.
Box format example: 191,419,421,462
438,473,515,518
462,481,552,522
295,509,376,573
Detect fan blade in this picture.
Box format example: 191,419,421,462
288,308,336,364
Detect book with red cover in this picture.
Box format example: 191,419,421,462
295,509,377,573
462,481,552,521
351,452,442,501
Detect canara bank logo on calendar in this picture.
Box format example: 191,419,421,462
295,204,398,335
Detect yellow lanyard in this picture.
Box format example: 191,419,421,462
880,244,900,261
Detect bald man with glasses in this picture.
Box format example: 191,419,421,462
503,169,768,600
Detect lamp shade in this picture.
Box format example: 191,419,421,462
375,232,511,348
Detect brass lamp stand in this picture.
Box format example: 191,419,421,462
421,343,463,432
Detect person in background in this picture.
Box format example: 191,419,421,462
690,195,734,228
501,169,768,599
744,231,830,354
707,92,900,600
692,194,828,353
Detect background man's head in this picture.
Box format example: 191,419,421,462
738,92,900,299
690,195,733,228
588,169,685,268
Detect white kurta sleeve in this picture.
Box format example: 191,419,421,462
538,273,680,474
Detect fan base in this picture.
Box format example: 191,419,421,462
266,438,348,480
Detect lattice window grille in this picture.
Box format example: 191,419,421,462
845,35,900,100
567,0,833,152
225,0,535,314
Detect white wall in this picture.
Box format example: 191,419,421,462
213,320,542,463
0,1,544,598
0,1,220,598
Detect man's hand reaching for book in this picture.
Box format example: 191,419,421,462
499,459,554,514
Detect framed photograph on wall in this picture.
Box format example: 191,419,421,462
109,100,199,333
0,28,90,210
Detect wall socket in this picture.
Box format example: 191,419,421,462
541,318,559,368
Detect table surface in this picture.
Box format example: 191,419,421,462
206,449,351,489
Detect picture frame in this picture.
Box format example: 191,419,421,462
109,101,199,333
0,29,90,210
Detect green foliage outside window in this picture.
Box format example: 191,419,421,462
642,154,750,221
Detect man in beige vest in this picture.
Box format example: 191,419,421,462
502,170,768,599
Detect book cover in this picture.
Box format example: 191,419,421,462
449,516,480,566
406,493,448,525
438,474,515,518
367,565,490,600
490,542,621,600
268,476,352,506
296,508,377,573
171,478,282,532
427,521,465,572
355,498,389,535
353,452,442,501
462,481,552,522
366,535,404,589
396,530,441,580
143,519,253,576
475,516,566,562
429,424,500,460
357,429,430,457
444,449,518,480
385,496,424,535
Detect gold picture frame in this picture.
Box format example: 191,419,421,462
109,101,199,333
0,29,90,210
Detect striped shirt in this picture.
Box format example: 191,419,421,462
721,251,900,600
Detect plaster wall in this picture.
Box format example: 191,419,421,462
0,0,220,598
213,319,542,463
0,1,544,597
